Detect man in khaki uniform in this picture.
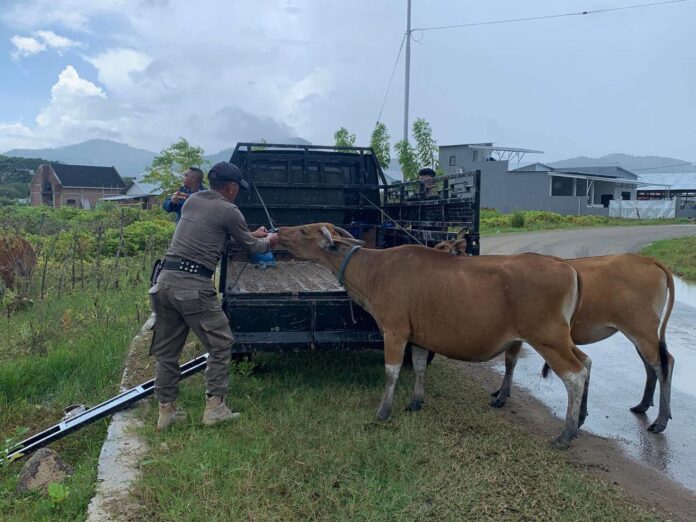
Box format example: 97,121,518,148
150,161,279,429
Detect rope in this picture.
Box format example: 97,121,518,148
360,193,426,246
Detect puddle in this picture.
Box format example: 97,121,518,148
490,297,696,492
674,275,696,309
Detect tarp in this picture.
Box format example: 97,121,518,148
609,199,675,219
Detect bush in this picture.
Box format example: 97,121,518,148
510,210,526,228
523,211,565,225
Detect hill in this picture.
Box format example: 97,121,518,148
4,139,156,178
5,137,314,178
549,153,695,173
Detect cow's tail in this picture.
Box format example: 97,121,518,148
569,266,584,329
654,259,675,380
542,266,583,380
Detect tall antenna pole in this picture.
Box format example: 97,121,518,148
403,0,412,146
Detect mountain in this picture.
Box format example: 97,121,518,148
4,137,314,178
4,139,156,178
549,153,695,174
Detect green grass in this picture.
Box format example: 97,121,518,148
0,258,150,521
132,354,656,521
641,236,696,281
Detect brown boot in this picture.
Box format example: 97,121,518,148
157,402,186,430
202,396,240,426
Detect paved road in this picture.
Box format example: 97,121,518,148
479,224,696,492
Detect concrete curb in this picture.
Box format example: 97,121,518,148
86,320,153,522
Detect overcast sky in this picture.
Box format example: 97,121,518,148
0,0,694,161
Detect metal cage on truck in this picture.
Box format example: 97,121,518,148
221,143,481,354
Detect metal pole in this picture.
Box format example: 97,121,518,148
403,0,412,147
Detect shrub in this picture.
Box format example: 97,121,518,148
510,210,526,228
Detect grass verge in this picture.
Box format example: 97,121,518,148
0,260,149,521
640,236,696,281
132,353,656,521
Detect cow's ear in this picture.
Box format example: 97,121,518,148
451,239,467,256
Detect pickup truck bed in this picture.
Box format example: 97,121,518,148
226,261,341,294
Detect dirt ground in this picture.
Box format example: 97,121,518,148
452,360,696,522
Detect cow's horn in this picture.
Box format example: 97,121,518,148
320,226,334,246
456,228,468,240
333,226,355,239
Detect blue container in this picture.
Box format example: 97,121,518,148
250,252,276,267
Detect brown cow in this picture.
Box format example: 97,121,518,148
435,238,675,433
0,235,36,291
278,223,589,448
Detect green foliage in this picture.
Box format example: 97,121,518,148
394,140,419,181
394,117,441,180
142,138,207,194
412,117,439,171
2,427,29,466
47,482,69,507
116,220,175,256
510,210,526,228
641,236,696,281
333,127,356,149
369,122,391,170
0,155,49,206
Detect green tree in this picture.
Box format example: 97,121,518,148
370,122,391,170
412,117,439,171
394,140,419,181
142,138,207,194
334,127,356,149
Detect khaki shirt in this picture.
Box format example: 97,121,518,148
165,190,269,272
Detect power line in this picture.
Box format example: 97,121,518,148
632,162,696,171
412,0,688,33
376,33,407,125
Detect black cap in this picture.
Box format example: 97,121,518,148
208,162,249,190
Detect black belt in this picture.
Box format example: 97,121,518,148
162,258,214,278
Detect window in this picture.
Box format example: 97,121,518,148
449,155,456,166
621,191,631,200
551,176,574,196
575,179,587,197
66,199,77,207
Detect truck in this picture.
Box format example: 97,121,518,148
3,142,481,463
221,142,481,354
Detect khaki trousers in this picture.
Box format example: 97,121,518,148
149,275,234,403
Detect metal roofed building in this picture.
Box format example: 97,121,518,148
440,143,638,215
637,172,696,218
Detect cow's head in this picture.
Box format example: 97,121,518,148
433,239,467,256
278,223,365,262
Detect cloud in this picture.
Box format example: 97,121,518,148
85,49,152,93
10,29,80,60
9,35,45,60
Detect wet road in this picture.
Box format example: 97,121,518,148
481,225,696,492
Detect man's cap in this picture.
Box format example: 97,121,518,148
208,162,249,190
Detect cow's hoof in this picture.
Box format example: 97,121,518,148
550,436,571,450
405,400,423,412
489,397,507,408
647,421,667,433
630,402,652,414
376,409,392,422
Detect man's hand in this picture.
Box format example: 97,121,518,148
171,191,188,204
267,233,279,248
252,226,268,238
